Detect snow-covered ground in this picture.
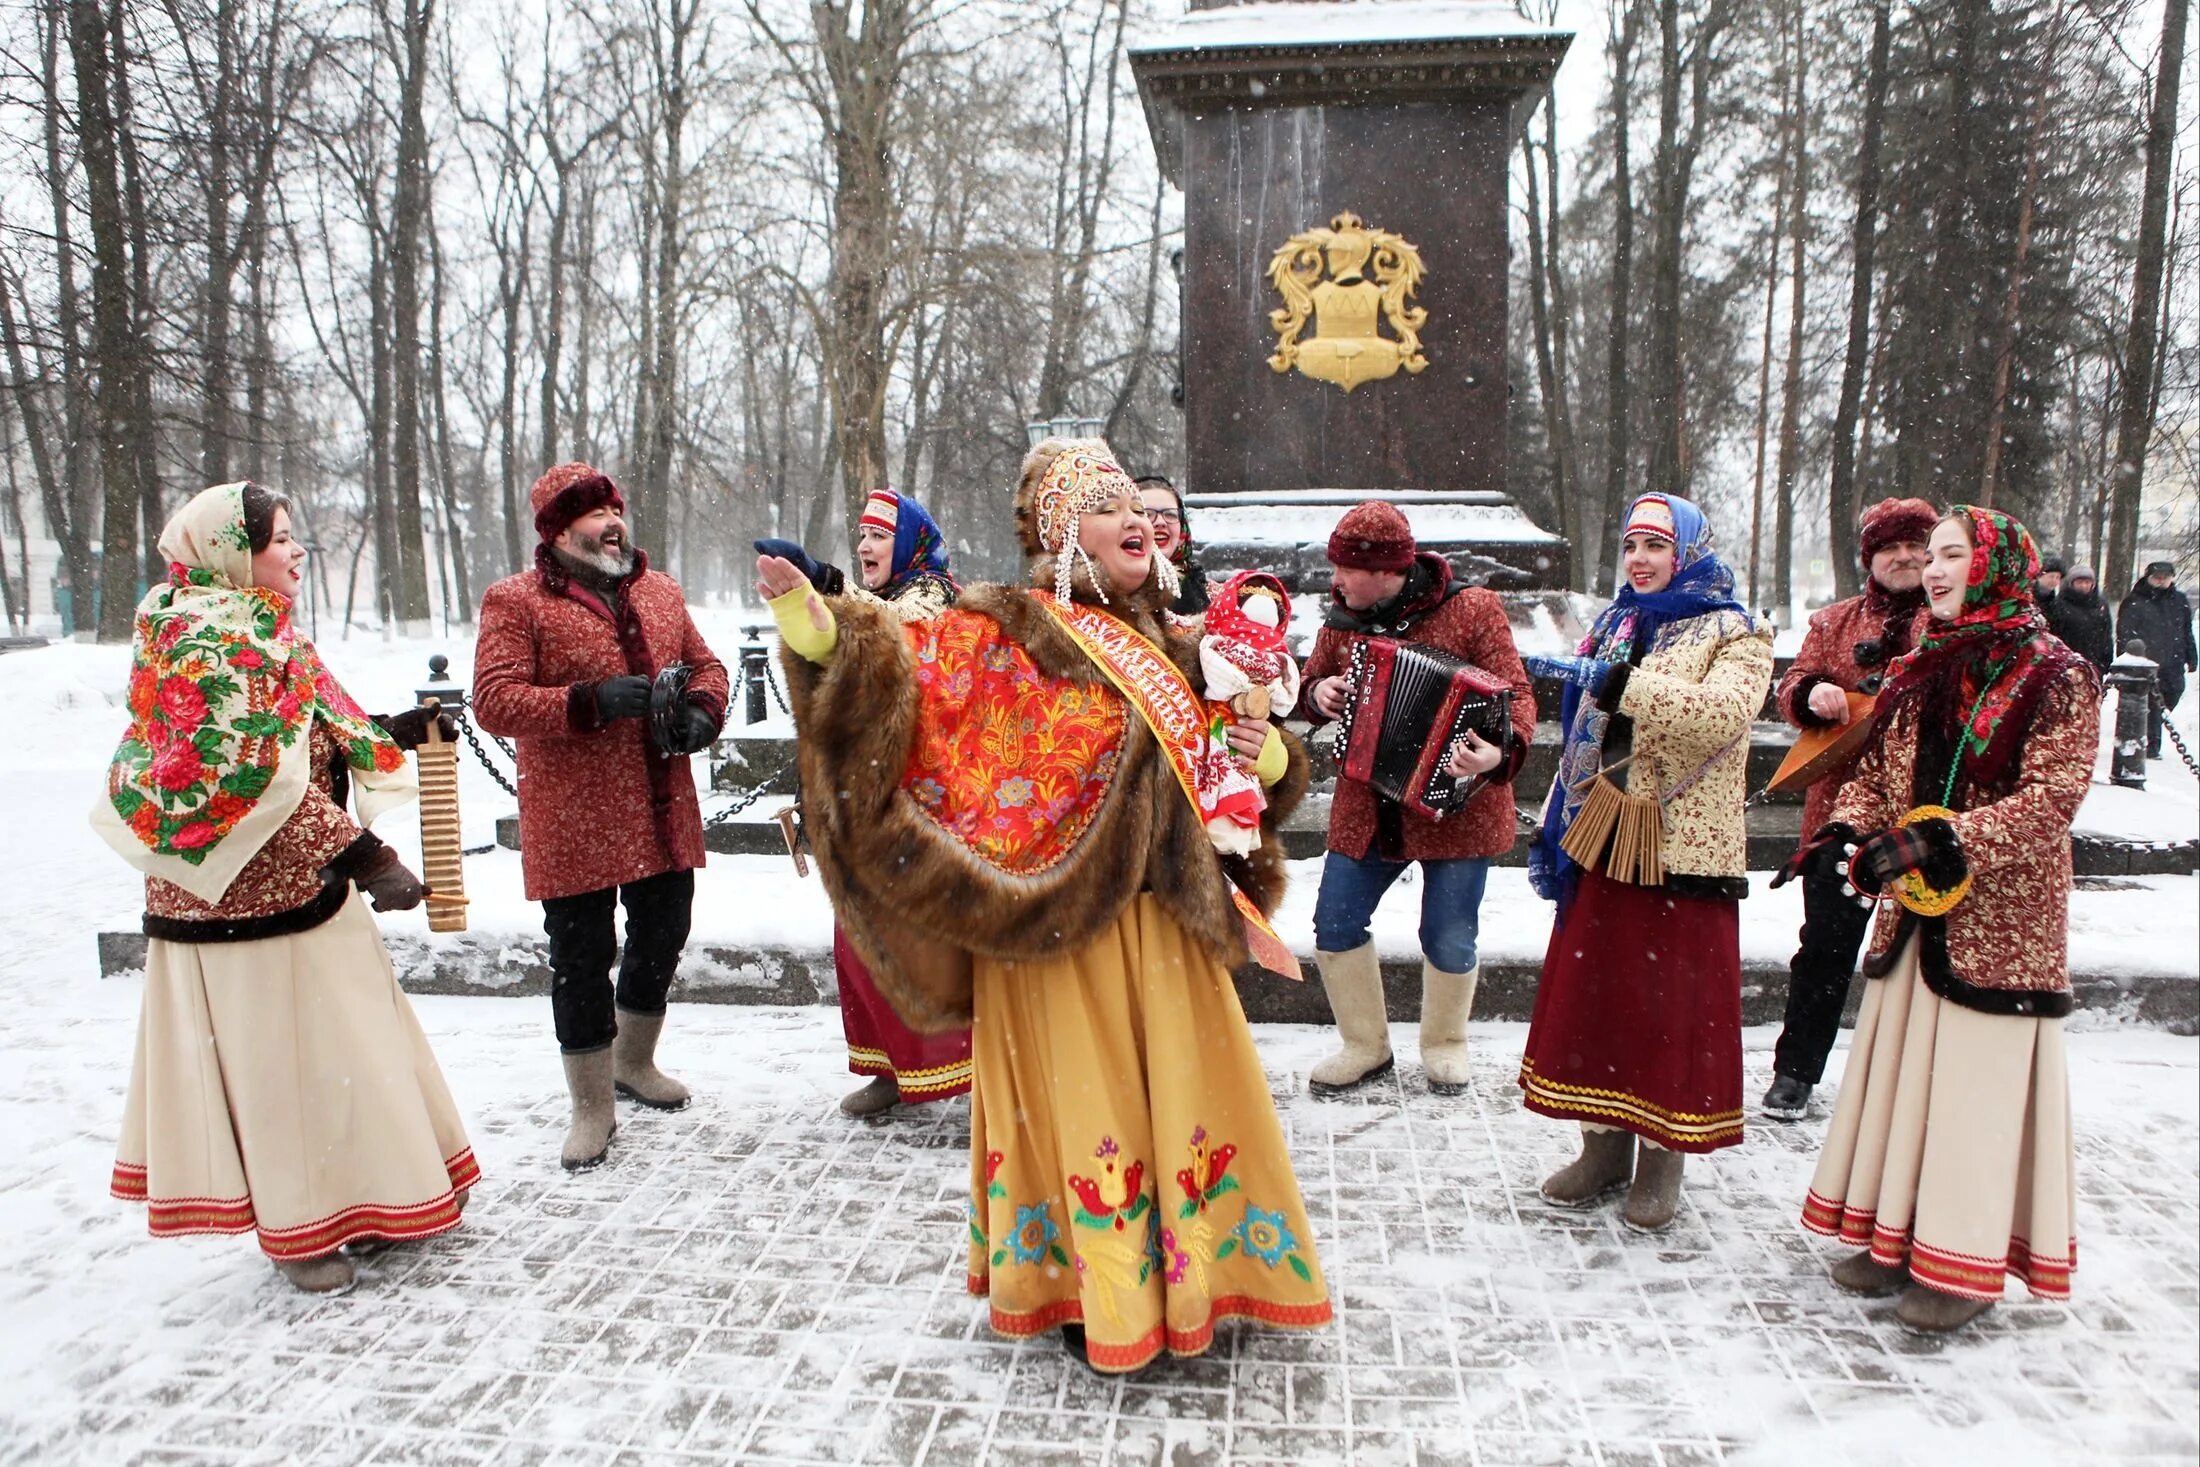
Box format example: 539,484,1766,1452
1,622,2197,1464
13,627,2196,976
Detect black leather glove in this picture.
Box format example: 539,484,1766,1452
356,846,429,913
372,707,460,751
594,675,653,722
754,538,846,596
672,702,721,755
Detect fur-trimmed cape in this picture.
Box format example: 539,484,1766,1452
780,574,1309,1034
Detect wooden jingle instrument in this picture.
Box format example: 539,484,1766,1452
1767,690,1878,795
416,695,469,933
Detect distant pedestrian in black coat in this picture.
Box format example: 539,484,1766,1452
2044,566,2115,672
2118,561,2199,758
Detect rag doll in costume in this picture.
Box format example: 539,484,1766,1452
1196,570,1300,857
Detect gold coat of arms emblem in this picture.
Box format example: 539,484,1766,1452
1266,211,1429,392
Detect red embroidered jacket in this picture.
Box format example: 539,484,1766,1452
473,551,728,902
1776,589,1929,841
1300,555,1537,862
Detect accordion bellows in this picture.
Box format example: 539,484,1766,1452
1334,638,1514,820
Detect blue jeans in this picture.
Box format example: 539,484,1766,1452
1313,849,1490,973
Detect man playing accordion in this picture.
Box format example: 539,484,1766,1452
1298,501,1537,1096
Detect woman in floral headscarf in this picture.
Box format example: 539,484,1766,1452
92,483,477,1296
1517,493,1773,1231
1779,506,2096,1333
756,440,1329,1374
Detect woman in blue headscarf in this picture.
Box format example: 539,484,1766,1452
757,488,968,1115
1516,494,1773,1232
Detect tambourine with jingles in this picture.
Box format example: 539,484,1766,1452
1887,804,1973,916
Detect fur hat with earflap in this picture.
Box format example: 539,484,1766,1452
1014,437,1180,610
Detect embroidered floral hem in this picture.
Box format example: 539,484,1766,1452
1802,937,2075,1303
112,1150,480,1260
968,1283,1335,1373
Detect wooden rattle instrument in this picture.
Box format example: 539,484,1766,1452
415,656,469,934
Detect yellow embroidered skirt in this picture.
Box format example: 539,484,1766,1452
967,893,1332,1371
112,892,479,1259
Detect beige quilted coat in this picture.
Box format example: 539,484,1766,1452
1610,610,1774,879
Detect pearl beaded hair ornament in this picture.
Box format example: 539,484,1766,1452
1032,439,1179,605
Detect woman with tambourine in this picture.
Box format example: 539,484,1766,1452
1779,505,2097,1334
1518,493,1773,1232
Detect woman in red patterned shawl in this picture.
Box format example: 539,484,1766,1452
92,483,478,1296
759,439,1330,1374
1779,505,2098,1333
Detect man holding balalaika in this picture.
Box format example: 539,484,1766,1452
1298,501,1537,1097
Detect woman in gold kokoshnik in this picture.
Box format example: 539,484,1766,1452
758,439,1331,1373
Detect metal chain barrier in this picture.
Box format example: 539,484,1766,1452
704,775,782,827
761,648,793,716
454,709,519,797
2164,715,2200,779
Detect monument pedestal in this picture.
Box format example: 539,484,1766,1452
1131,0,1575,612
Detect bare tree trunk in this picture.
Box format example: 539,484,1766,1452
368,240,398,628
1597,0,1641,593
109,0,162,574
538,101,617,472
1978,0,2069,509
2106,0,2189,587
0,264,93,606
1523,129,1577,559
385,0,436,628
1746,84,1791,609
628,0,700,555
0,408,25,630
572,178,598,464
68,0,145,640
427,214,469,612
1825,0,1890,598
189,0,242,486
1772,0,1809,618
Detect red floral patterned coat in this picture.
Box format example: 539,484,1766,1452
473,552,728,901
1300,562,1537,862
1776,591,1929,840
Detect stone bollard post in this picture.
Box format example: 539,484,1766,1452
740,627,771,726
2106,639,2157,790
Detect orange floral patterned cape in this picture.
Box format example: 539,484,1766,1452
1031,594,1299,980
897,594,1299,978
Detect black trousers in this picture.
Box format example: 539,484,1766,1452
541,868,695,1053
1770,869,1875,1085
2149,676,2185,757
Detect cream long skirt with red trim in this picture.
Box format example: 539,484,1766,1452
967,893,1332,1373
1803,936,2075,1302
111,892,479,1260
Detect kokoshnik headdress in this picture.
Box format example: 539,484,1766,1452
1032,439,1180,606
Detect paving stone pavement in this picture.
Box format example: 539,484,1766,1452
2,1009,2194,1467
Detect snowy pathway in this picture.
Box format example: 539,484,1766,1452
1,982,2194,1466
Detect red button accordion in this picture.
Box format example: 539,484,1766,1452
1333,637,1514,818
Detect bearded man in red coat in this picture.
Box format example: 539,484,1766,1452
1760,496,1935,1122
473,463,728,1171
1298,501,1537,1097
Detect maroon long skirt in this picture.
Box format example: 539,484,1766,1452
1518,870,1745,1153
835,929,972,1102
